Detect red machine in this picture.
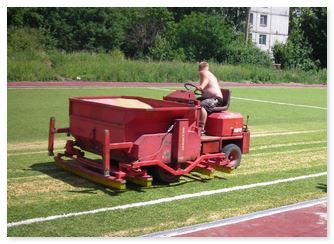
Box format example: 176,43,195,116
48,84,250,190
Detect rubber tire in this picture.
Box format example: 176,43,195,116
150,166,180,184
222,144,242,169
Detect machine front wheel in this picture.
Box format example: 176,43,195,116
149,166,180,184
222,144,242,169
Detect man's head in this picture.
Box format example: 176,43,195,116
198,61,209,71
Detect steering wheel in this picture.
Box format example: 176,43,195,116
184,83,202,95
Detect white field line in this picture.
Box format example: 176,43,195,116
7,172,327,228
146,88,327,110
251,140,326,150
233,96,327,110
248,146,326,157
154,89,327,111
252,129,326,138
147,87,175,92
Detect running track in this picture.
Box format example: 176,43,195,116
145,198,327,237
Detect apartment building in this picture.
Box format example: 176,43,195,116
249,7,290,54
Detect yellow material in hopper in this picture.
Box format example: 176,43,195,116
84,98,153,109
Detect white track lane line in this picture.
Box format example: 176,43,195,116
145,88,327,110
252,140,326,150
233,97,327,110
252,129,326,138
7,172,327,228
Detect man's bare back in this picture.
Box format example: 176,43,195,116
199,69,222,99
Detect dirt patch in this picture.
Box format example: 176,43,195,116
7,178,78,197
238,148,326,175
7,139,65,152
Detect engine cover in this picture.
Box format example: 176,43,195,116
205,112,244,137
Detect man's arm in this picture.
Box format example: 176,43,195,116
197,71,209,91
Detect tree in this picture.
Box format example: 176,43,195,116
167,7,247,31
289,7,327,68
122,8,175,58
8,7,134,52
176,12,233,62
272,28,318,71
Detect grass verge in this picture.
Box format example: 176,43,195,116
8,50,327,84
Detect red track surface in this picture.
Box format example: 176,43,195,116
144,199,327,237
177,203,327,237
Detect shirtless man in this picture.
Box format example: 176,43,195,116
196,61,223,133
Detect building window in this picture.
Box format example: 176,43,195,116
250,13,253,26
260,15,267,26
259,34,267,45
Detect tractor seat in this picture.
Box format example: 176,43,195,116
211,89,231,112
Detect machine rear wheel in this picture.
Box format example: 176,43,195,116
222,144,242,169
150,166,180,184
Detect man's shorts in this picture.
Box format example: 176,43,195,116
200,97,224,114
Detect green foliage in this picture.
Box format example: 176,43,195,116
7,7,326,76
302,8,327,68
7,27,57,81
148,35,186,61
108,49,125,60
176,12,233,62
122,8,176,58
273,7,327,71
8,27,45,53
290,7,327,68
175,12,272,65
7,8,132,52
7,48,327,84
6,27,326,84
272,29,319,71
168,7,247,32
224,40,272,67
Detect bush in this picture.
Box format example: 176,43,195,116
224,40,272,67
272,30,320,71
8,27,45,53
108,49,125,60
148,35,186,62
7,27,57,81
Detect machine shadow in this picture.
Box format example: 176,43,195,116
316,183,327,193
29,161,122,196
29,161,224,194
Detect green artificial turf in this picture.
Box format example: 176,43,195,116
7,86,327,236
